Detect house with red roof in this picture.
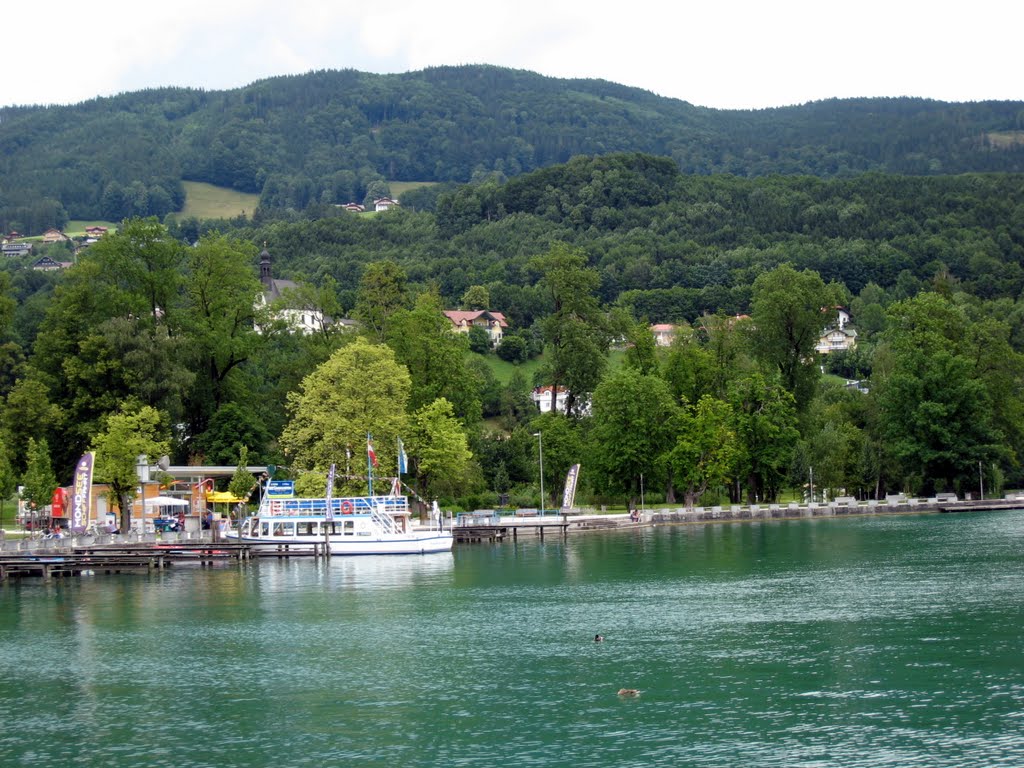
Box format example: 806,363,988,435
443,310,508,346
650,323,677,347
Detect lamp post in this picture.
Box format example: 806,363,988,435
533,431,544,516
135,454,151,535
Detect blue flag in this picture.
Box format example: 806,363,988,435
398,438,408,475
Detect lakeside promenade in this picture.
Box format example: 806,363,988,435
456,493,1024,540
1,493,1019,567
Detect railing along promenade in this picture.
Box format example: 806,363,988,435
456,493,1024,541
0,530,339,581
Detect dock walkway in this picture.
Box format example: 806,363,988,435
3,497,1020,578
0,538,337,581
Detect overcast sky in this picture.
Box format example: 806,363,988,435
4,0,1021,110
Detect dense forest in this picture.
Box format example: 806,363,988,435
3,151,1024,514
2,65,1024,233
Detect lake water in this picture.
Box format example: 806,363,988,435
2,511,1023,767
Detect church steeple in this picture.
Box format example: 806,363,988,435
259,243,272,289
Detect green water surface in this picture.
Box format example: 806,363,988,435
1,511,1022,767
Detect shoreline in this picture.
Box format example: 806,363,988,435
489,496,1024,537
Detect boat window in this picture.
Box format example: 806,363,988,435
344,520,354,536
272,521,294,537
260,521,271,537
298,522,317,536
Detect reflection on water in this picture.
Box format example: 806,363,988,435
1,512,1023,767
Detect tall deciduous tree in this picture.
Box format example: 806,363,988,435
750,264,843,409
0,437,15,529
406,398,473,503
90,405,170,534
669,396,738,509
386,291,482,425
183,233,264,441
728,373,800,503
588,368,678,508
353,261,408,342
875,293,1006,494
622,316,659,376
532,243,611,416
30,221,189,469
20,437,57,516
1,374,63,475
280,338,411,493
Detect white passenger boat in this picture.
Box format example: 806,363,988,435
225,491,453,555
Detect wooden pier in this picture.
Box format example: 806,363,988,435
0,539,376,580
0,541,288,581
454,518,569,543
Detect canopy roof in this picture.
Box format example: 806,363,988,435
144,496,189,507
206,491,245,504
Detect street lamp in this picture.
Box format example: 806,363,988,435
533,431,544,516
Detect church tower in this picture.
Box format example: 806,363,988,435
259,245,272,290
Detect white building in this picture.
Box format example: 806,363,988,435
531,385,567,414
255,246,329,335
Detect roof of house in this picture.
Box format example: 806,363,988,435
532,385,568,398
32,256,71,270
443,310,509,327
825,327,858,338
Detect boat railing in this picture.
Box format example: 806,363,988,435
369,499,398,535
257,495,410,521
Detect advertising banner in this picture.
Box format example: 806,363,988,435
561,464,581,511
70,452,95,533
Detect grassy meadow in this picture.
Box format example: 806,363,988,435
388,180,438,197
178,181,260,220
473,348,626,386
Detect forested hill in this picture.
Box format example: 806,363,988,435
2,64,1024,231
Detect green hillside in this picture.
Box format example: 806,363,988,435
178,181,260,220
3,65,1024,234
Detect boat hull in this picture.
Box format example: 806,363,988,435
225,532,454,555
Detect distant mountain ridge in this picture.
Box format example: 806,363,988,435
2,64,1023,232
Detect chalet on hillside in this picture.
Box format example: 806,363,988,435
816,327,858,354
373,197,400,212
340,203,365,213
32,255,72,271
41,228,68,243
2,242,32,258
815,307,857,354
443,310,508,346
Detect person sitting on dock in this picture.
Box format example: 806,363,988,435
629,508,640,522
